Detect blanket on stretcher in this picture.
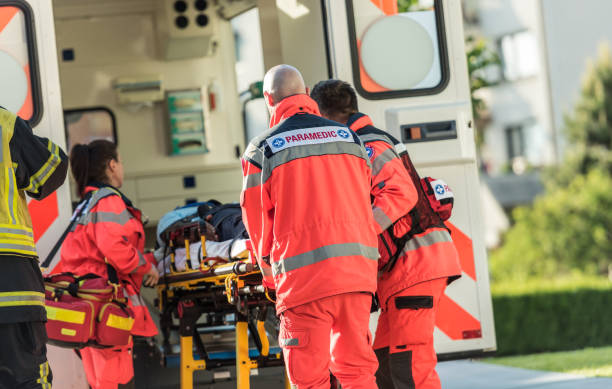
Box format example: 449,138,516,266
157,239,248,275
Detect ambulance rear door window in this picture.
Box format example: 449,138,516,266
64,108,117,152
346,0,449,99
0,2,42,125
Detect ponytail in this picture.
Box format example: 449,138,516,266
69,140,118,197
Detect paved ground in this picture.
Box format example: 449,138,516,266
439,360,612,389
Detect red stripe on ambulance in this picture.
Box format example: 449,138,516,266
446,222,476,281
28,192,59,242
435,293,481,340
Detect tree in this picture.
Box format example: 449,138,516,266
491,46,612,281
548,46,612,187
490,169,612,281
465,36,500,147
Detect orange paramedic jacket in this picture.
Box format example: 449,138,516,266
348,113,462,310
241,95,379,314
56,184,158,337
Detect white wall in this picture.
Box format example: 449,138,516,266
541,0,612,154
472,0,556,174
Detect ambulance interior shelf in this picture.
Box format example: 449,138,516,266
153,219,282,388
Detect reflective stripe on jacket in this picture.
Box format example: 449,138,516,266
348,113,462,309
0,110,64,256
57,185,157,336
0,108,67,321
241,97,379,313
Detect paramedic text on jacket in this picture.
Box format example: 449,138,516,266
311,80,462,389
240,65,379,389
0,107,68,389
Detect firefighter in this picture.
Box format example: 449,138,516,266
0,107,68,389
55,140,159,389
311,80,462,389
241,65,379,389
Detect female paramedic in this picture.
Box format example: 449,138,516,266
57,140,159,389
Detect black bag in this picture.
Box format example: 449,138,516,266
197,201,248,242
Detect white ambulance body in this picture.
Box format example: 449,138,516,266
0,0,495,386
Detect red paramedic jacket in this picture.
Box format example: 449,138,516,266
348,113,462,309
241,95,379,314
55,184,157,337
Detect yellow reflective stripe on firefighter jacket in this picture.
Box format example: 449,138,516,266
0,110,36,257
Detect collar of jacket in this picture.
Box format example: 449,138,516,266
83,182,134,208
269,94,321,127
347,112,374,132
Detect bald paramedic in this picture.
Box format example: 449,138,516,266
311,80,462,389
240,65,379,389
0,107,68,389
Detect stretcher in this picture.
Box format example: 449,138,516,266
154,222,288,389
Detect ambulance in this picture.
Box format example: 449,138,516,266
0,0,495,387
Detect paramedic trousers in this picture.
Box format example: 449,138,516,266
80,346,133,389
0,322,52,389
280,292,378,389
373,278,447,389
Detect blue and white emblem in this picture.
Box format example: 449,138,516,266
271,137,285,148
365,146,374,158
337,129,350,139
435,184,445,195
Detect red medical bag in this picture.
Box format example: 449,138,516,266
44,273,134,349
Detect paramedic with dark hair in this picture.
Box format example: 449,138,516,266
241,65,379,389
311,80,462,389
0,107,68,389
54,140,158,389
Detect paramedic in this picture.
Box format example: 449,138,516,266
56,140,159,389
0,107,68,389
241,65,379,389
311,80,462,389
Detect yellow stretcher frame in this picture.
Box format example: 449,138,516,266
155,255,291,389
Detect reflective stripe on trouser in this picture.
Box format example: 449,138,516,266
0,291,45,307
374,278,447,389
280,293,378,389
80,346,134,389
36,361,52,389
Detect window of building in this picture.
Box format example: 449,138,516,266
64,108,117,152
505,124,525,160
0,2,42,125
346,0,449,99
499,30,539,81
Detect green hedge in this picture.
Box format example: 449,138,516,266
492,278,612,356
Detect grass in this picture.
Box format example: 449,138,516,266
484,347,612,378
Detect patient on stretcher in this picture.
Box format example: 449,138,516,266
156,238,248,274
154,200,249,275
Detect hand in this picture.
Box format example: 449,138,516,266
204,215,219,241
143,265,159,287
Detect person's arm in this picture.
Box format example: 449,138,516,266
367,139,418,234
87,195,152,276
10,116,68,199
240,145,274,287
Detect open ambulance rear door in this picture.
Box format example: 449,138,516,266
324,0,496,358
0,0,72,265
0,1,87,387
